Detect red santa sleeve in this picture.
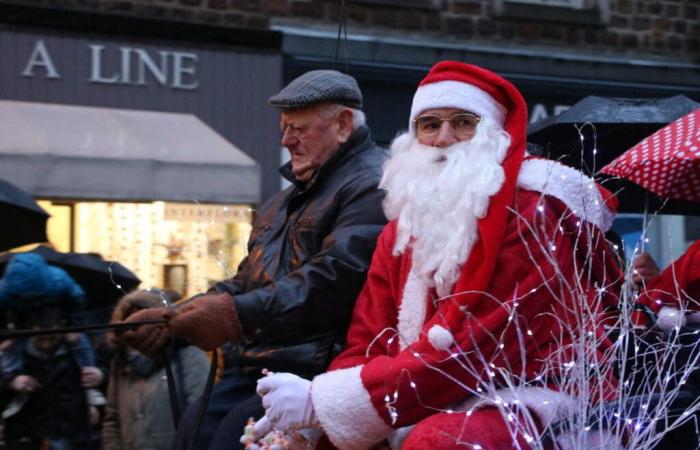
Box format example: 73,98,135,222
638,239,700,313
310,190,620,450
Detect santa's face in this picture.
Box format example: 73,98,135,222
414,108,481,148
381,117,510,296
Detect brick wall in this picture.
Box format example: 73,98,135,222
3,0,699,62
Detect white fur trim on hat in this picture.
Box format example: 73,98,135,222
427,324,454,351
517,158,616,232
311,366,394,450
409,80,507,130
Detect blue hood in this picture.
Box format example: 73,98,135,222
0,253,85,312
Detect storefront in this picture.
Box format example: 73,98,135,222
0,18,283,296
276,25,700,267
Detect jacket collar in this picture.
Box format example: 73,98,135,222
279,126,373,190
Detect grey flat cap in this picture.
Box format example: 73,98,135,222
269,70,363,109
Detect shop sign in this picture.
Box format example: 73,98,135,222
163,203,252,222
20,39,199,90
528,103,571,123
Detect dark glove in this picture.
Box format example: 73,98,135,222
168,292,242,351
118,307,173,358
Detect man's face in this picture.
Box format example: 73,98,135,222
414,108,481,148
280,106,345,183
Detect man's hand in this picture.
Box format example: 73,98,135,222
257,372,319,431
118,307,173,358
632,252,661,285
167,292,242,351
81,366,104,387
10,375,41,393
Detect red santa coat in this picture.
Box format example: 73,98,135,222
310,159,622,450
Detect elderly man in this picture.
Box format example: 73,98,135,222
254,61,623,449
121,70,387,450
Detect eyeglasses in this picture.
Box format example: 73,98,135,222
414,112,481,138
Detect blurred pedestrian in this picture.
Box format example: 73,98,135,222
1,308,92,450
101,289,209,450
0,253,97,450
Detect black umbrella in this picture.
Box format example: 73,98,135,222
527,95,700,214
0,245,141,308
0,178,49,252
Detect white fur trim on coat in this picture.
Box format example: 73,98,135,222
517,158,616,232
409,80,507,130
397,271,428,349
459,387,622,450
311,366,394,450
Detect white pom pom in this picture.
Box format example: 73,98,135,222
657,306,686,331
427,325,454,351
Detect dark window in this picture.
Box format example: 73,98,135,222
495,0,609,25
352,0,440,10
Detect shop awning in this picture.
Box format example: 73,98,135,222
0,100,260,204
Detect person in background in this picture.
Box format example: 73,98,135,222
118,69,388,450
1,321,92,450
636,242,700,330
101,289,209,450
0,253,104,389
253,61,622,450
0,253,100,450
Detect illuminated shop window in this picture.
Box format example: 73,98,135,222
39,200,252,298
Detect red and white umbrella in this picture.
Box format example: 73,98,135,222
601,109,700,203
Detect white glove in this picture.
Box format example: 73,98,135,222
253,416,273,438
257,372,319,431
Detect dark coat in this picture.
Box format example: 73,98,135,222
2,341,91,447
211,126,387,378
101,346,210,450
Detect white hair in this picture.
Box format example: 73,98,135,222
380,118,511,297
316,103,366,130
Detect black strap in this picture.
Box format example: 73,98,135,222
162,348,182,428
187,348,218,450
0,319,168,341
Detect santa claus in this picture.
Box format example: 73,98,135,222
253,61,623,450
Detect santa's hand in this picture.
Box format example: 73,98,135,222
253,416,273,438
257,372,319,431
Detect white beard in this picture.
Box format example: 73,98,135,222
380,118,511,298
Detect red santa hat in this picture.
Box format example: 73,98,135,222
409,62,510,130
411,61,528,308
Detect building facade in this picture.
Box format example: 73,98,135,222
1,0,699,283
